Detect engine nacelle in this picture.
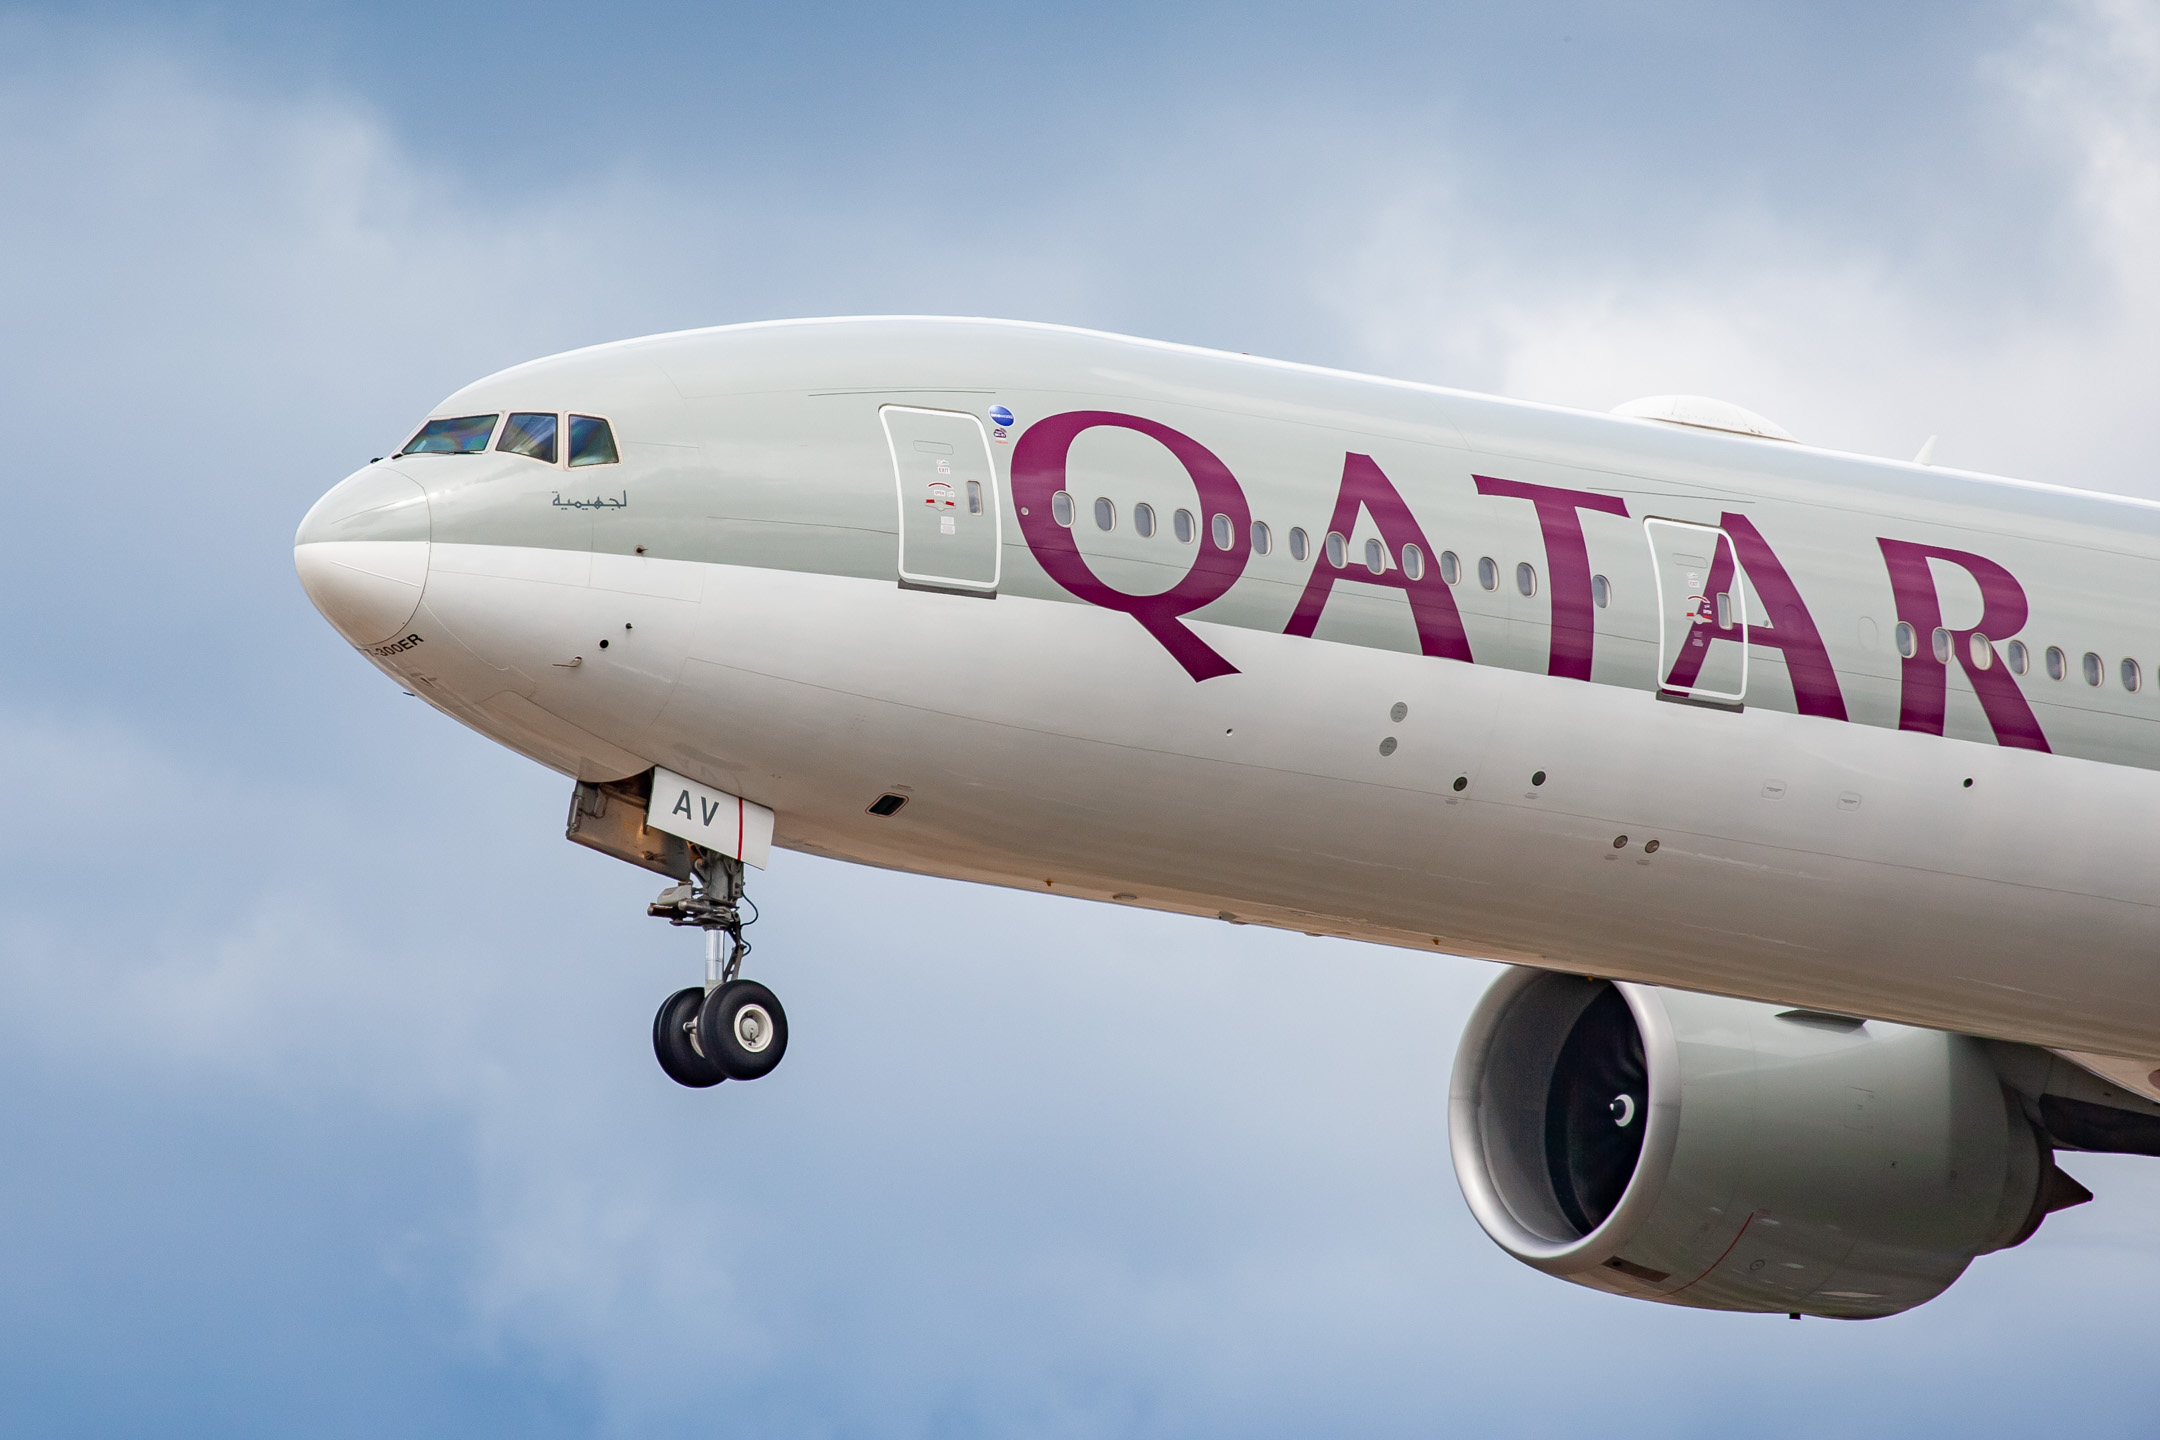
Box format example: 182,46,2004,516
1449,968,2078,1318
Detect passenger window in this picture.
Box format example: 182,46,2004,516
1052,491,1075,527
1174,508,1195,544
1094,497,1116,531
1251,521,1272,556
400,414,498,455
2007,639,2028,675
1895,622,1917,659
966,480,983,515
1325,531,1347,568
1440,551,1461,585
1591,574,1610,609
2083,651,2103,686
1517,562,1538,597
567,414,619,467
2046,645,2066,680
1969,633,1992,669
497,412,558,463
1478,556,1498,591
1133,503,1156,538
2125,658,2143,693
1289,527,1309,562
1402,544,1425,582
1931,627,1951,664
1211,513,1233,551
1364,538,1386,574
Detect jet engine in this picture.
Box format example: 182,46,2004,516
1448,968,2092,1318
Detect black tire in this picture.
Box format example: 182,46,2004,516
696,979,789,1081
653,986,726,1088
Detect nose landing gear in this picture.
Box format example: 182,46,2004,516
648,850,789,1088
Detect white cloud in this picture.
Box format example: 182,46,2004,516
1317,0,2160,495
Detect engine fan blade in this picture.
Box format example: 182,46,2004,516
1545,986,1650,1235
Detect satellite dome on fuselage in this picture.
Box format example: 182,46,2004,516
1611,393,1795,442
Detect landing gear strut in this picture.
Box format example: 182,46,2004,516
648,849,789,1088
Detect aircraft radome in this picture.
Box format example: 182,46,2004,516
297,316,2160,1320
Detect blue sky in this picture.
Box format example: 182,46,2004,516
4,1,2160,1434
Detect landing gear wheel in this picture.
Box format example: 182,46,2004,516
653,986,726,1088
697,979,789,1080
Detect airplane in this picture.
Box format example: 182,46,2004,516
296,316,2160,1322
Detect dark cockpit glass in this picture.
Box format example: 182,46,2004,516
497,412,559,463
568,415,620,467
398,414,499,455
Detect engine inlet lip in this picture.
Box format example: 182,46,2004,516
1447,969,1684,1276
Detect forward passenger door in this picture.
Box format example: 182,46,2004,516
882,405,1002,595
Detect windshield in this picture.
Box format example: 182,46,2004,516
568,415,619,467
497,412,558,463
399,414,499,455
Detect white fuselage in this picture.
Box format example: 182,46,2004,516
296,318,2160,1063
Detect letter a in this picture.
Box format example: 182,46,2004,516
1284,454,1472,662
1661,513,1849,721
673,791,694,820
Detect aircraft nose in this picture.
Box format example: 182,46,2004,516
294,462,432,648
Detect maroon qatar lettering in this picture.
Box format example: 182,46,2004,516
1283,454,1474,662
1661,514,1849,722
1012,413,2046,759
1472,477,1628,681
1012,411,1251,681
1877,539,2049,752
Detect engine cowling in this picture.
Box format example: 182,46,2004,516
1448,968,2078,1318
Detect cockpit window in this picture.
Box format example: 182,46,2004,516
399,414,498,455
497,412,559,463
568,415,619,467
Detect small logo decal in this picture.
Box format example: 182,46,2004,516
989,405,1015,427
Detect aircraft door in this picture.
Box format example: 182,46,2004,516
882,405,1001,594
1645,518,1750,704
